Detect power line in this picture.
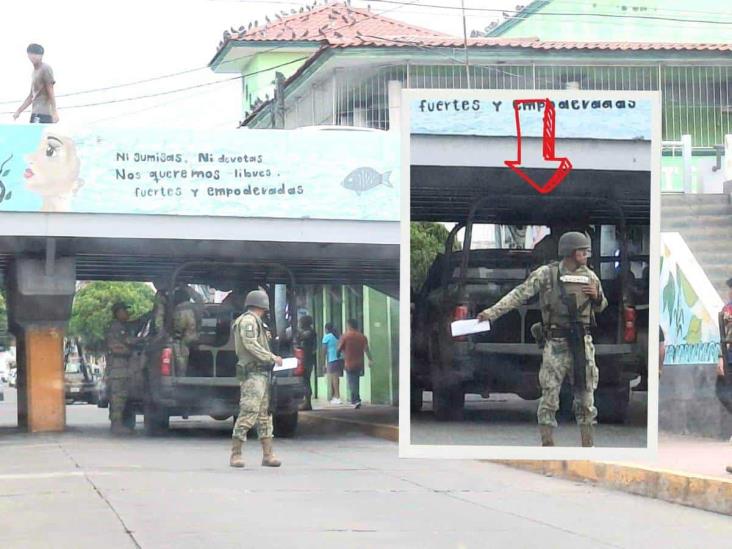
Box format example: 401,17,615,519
0,46,289,106
365,0,732,25
2,0,412,109
0,57,309,115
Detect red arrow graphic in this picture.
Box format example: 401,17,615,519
504,99,572,195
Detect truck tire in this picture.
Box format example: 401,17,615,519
143,400,169,436
433,385,464,421
596,385,630,424
410,385,424,413
273,412,298,438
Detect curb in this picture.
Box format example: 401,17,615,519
299,413,398,442
496,460,732,516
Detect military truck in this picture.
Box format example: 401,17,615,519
411,194,650,423
124,261,305,437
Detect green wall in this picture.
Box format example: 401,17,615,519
491,1,732,43
308,285,398,405
242,52,309,116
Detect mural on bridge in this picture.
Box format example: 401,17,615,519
0,125,400,221
411,93,653,141
660,233,722,365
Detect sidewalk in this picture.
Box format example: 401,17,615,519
302,405,731,515
502,433,732,515
299,400,398,442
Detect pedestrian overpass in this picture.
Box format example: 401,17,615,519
0,125,399,432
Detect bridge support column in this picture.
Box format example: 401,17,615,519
7,255,76,433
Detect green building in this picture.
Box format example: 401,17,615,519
209,1,732,406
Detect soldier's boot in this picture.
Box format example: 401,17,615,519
229,438,245,468
580,425,594,447
260,438,282,467
540,425,555,447
299,396,312,411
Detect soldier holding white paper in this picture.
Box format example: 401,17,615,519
477,232,607,447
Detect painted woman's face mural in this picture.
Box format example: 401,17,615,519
24,132,82,210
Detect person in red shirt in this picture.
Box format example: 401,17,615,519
338,319,373,409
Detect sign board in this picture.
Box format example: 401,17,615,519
0,126,400,221
411,95,652,140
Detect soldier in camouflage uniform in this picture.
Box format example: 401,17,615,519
229,289,284,468
171,287,198,377
717,278,732,475
478,232,608,447
105,302,142,435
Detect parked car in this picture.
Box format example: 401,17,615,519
64,359,99,404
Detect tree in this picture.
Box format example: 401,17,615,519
411,222,453,290
69,281,155,353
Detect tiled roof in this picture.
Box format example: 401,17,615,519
217,1,445,50
214,1,732,53
332,36,732,51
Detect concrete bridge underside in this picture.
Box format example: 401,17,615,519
0,213,399,433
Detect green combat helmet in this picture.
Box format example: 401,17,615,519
558,232,591,258
244,289,270,310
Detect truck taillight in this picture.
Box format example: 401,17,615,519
293,347,305,377
454,305,469,341
160,347,173,376
623,306,637,343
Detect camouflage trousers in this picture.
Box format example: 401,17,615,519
172,341,189,377
537,336,599,427
232,371,273,442
108,378,129,424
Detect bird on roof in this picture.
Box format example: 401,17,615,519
502,11,511,18
254,20,258,27
341,15,349,23
302,29,309,38
223,30,231,40
334,31,343,38
248,21,253,29
291,30,296,39
300,6,304,12
516,4,525,10
275,13,282,20
238,25,245,32
265,15,271,23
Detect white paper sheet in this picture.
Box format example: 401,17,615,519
451,319,491,337
273,357,299,372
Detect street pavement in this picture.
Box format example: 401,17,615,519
411,392,648,447
1,389,730,548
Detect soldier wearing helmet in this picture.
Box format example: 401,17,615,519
105,301,143,435
478,231,608,447
229,288,284,468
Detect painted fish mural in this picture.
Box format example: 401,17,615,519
341,167,392,195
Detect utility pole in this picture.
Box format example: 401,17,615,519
461,0,471,88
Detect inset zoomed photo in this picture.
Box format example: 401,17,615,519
403,90,661,459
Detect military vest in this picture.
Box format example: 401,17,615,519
540,262,594,328
233,311,272,373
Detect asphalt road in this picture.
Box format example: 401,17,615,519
411,391,648,447
2,389,730,548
